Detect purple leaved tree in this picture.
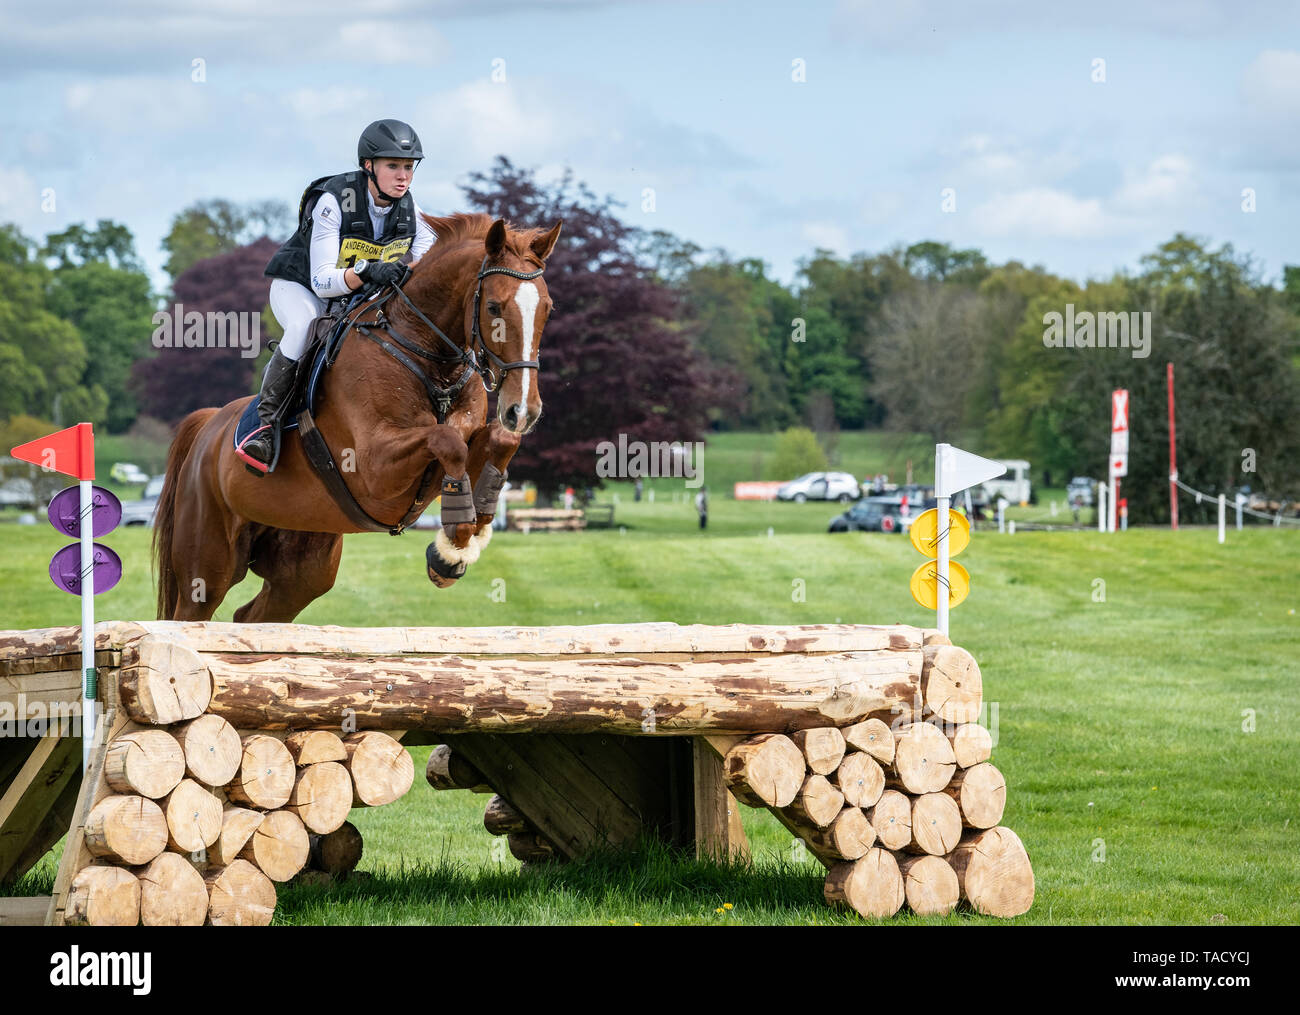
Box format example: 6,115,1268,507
132,238,279,424
461,157,726,500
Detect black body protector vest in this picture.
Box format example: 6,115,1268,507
265,170,417,288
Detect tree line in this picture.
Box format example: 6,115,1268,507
2,159,1297,520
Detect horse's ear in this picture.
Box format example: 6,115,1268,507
530,221,563,262
485,219,507,260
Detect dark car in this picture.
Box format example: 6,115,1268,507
121,475,165,526
829,496,908,534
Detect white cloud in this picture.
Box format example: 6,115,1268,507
832,0,1287,45
970,188,1109,238
283,87,380,122
1241,49,1300,114
859,191,905,226
935,132,1082,193
802,221,850,253
957,135,1021,176
333,21,449,65
419,81,560,166
60,75,210,133
0,1,473,75
413,77,752,175
1112,154,1197,213
0,166,45,232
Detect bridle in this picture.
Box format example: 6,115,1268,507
347,255,544,423
468,256,546,392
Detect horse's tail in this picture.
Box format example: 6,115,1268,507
152,409,215,619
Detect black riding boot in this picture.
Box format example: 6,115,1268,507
238,349,298,475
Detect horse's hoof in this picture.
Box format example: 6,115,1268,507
426,541,468,587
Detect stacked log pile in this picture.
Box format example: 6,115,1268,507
65,723,413,926
722,640,1033,920
421,637,1032,921
0,619,1027,924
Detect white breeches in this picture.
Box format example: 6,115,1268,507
269,278,325,362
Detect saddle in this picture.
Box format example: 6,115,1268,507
232,309,351,472
231,293,444,536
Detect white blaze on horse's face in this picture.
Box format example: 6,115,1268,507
503,280,541,434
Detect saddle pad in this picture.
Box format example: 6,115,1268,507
232,337,333,451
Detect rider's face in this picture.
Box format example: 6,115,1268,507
367,158,416,200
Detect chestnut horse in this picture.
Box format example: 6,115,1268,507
152,213,561,622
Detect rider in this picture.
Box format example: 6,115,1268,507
238,118,437,473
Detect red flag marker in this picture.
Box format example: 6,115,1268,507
10,423,95,480
11,422,100,773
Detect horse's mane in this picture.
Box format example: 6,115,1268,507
416,212,548,270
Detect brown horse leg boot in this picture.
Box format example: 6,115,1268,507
236,349,298,476
473,463,508,518
427,474,478,587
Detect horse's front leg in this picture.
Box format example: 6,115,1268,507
424,424,477,588
461,420,523,554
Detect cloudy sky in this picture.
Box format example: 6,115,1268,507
1,0,1297,289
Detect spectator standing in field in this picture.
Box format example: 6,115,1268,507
695,486,709,530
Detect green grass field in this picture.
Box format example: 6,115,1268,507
1,433,1295,924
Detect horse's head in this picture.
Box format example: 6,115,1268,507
473,218,562,435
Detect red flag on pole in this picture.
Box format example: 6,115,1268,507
9,423,95,480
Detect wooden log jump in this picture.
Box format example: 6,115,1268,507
0,620,1030,925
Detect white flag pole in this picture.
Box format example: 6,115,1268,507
932,444,1004,640
936,494,950,637
80,478,96,772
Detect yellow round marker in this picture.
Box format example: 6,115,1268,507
909,560,971,610
908,508,971,558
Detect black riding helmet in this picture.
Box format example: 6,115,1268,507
358,119,423,202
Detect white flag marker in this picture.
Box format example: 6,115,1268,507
933,445,1005,636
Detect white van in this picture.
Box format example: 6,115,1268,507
776,472,861,504
983,460,1032,505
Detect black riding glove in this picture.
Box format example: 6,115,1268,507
355,260,408,288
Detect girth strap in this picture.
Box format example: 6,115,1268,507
296,408,437,536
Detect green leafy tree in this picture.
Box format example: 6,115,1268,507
681,258,790,428
0,225,105,425
766,426,827,481
42,221,155,432
43,220,142,272
984,235,1300,521
869,282,984,447
161,199,291,281
795,247,920,427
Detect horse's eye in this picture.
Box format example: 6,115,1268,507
487,302,502,316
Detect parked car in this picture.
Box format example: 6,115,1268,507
829,496,908,533
898,496,941,532
777,471,860,504
121,475,166,526
0,477,36,508
110,462,150,485
1066,476,1095,508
